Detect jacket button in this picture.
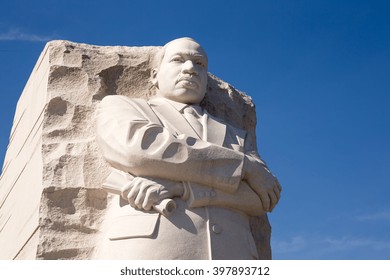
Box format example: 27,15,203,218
212,224,222,234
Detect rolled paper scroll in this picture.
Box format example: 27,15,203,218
102,170,176,217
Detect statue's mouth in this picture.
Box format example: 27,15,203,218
177,76,199,88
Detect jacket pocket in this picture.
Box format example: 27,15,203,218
108,212,160,240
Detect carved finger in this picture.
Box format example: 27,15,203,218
127,177,147,208
275,178,282,192
120,180,133,200
274,185,281,200
268,191,278,212
127,183,140,208
143,186,171,211
134,180,153,209
142,186,160,210
259,190,270,212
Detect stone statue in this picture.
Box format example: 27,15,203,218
94,37,281,259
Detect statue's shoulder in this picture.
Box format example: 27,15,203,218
100,95,146,104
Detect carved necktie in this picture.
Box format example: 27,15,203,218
182,105,203,139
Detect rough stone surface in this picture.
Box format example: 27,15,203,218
0,40,271,259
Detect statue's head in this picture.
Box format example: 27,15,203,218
151,37,208,104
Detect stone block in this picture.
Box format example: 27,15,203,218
0,40,270,259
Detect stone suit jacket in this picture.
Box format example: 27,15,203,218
94,95,265,260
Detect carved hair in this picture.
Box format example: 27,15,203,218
150,37,205,71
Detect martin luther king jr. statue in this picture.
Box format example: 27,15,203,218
94,37,281,259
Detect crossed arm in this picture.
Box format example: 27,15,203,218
96,95,281,213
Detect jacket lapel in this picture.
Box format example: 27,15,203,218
204,110,226,146
149,98,200,139
149,98,228,146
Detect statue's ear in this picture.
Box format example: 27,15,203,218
151,68,158,88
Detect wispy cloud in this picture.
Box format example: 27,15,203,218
272,235,307,254
324,236,390,252
273,234,390,259
0,28,55,42
356,210,390,221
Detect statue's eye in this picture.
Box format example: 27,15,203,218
171,56,183,63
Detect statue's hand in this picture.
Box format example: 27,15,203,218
243,155,282,212
121,177,183,211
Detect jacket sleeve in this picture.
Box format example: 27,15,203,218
187,181,264,216
96,95,245,194
186,127,265,214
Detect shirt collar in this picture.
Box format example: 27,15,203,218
151,97,203,114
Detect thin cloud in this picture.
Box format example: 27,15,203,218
356,210,390,221
272,235,307,254
273,234,390,259
324,236,390,252
0,29,55,42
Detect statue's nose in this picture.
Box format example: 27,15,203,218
182,60,196,74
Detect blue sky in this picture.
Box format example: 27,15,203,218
1,0,389,260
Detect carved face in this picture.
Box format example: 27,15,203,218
152,38,208,104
